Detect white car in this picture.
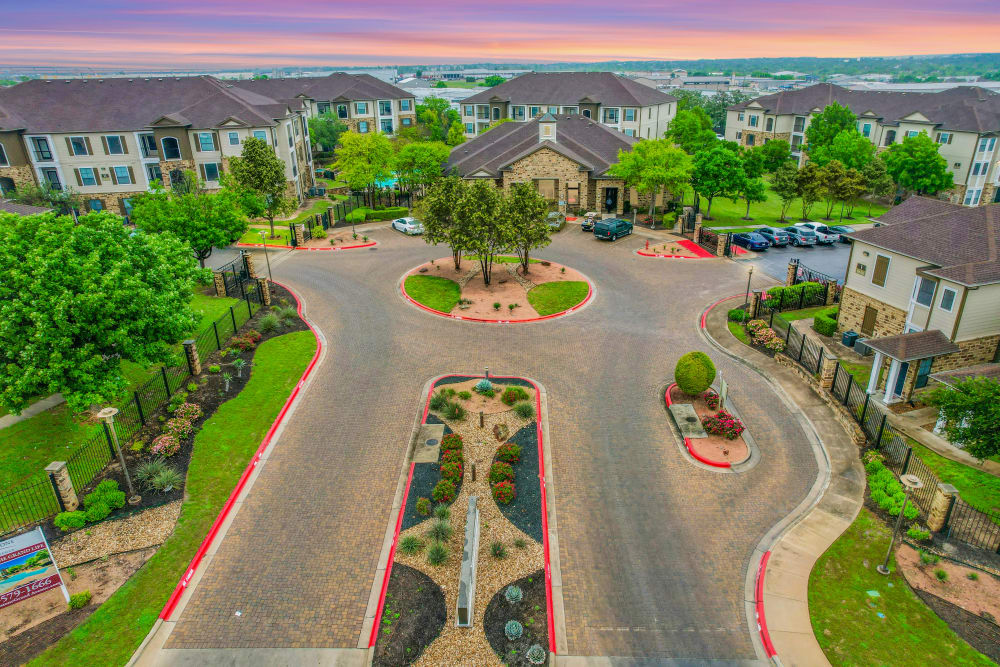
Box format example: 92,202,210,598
794,222,839,244
392,217,424,235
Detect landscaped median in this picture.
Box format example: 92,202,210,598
402,256,591,323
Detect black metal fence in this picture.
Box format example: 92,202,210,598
790,259,843,301
698,227,719,254
215,254,252,297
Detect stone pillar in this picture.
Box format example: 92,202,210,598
242,251,259,279
716,233,727,257
819,355,838,390
674,216,683,233
694,221,703,243
182,339,201,376
213,271,227,297
456,495,481,627
45,461,79,511
926,483,959,533
749,291,761,319
695,212,702,226
825,283,837,306
786,261,798,286
258,278,271,306
294,224,305,246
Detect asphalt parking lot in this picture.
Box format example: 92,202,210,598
735,239,852,284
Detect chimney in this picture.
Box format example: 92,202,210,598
538,112,557,143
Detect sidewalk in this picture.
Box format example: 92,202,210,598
703,297,865,667
0,394,64,431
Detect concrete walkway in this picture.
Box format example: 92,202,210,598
888,407,1000,477
0,394,64,430
705,301,866,667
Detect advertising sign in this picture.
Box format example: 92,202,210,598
0,527,68,610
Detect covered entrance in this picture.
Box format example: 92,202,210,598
603,186,618,213
862,330,959,404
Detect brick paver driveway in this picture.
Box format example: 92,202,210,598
166,227,818,660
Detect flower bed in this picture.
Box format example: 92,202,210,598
667,384,750,466
727,317,787,355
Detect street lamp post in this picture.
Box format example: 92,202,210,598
745,265,754,308
258,231,273,283
877,473,923,575
96,407,140,504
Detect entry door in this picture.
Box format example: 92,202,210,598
604,187,618,213
861,306,878,336
893,362,909,397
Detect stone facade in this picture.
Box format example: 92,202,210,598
0,164,36,192
499,148,592,214
836,287,907,338
83,192,129,215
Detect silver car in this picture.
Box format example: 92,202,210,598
392,217,424,235
795,222,839,244
785,226,818,247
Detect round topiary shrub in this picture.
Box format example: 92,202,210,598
674,351,716,396
489,462,515,484
415,497,431,516
492,480,515,504
440,433,463,451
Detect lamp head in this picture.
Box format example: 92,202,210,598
900,474,923,490
96,407,119,422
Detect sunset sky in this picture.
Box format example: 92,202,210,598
2,0,998,69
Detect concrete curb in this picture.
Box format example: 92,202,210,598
662,382,761,473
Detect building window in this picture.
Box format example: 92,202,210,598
0,142,7,166
603,108,619,124
381,119,393,133
793,116,805,132
872,254,890,287
764,118,773,132
978,137,996,153
913,276,935,307
511,106,525,121
202,163,220,181
288,126,293,147
402,117,412,126
251,130,266,142
624,129,635,137
936,132,952,144
562,106,578,115
624,108,636,122
197,133,215,151
492,107,500,121
317,102,331,115
146,164,162,183
41,168,61,189
534,178,556,201
477,106,489,120
400,99,412,111
963,188,982,206
567,183,579,206
748,115,758,127
583,109,591,119
790,135,802,151
122,198,135,216
906,130,919,138
104,135,125,154
861,123,872,138
69,136,89,155
31,137,53,161
113,166,132,184
78,167,97,186
337,104,348,119
746,134,755,146
884,130,896,146
89,199,103,212
292,163,297,177
736,131,743,140
464,105,474,117
355,102,368,115
378,100,392,116
940,287,957,311
359,121,369,133
465,123,474,133
139,134,156,157
529,106,541,118
228,131,240,145
161,137,181,160
972,161,989,176
738,113,745,122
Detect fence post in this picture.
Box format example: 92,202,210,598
785,324,792,344
45,461,78,511
860,393,871,425
213,321,222,350
901,447,912,475
769,308,775,327
797,333,807,362
102,421,117,460
750,291,761,319
828,359,840,392
161,366,171,397
927,483,958,532
245,289,253,318
230,305,237,333
798,286,806,310
182,339,201,376
875,411,887,448
134,392,145,425
843,375,853,406
815,347,824,375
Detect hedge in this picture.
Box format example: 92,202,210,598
766,281,824,305
814,308,838,336
675,351,716,396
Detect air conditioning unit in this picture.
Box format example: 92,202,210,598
854,340,872,356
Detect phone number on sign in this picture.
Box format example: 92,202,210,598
0,575,62,609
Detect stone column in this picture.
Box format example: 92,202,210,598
749,291,761,319
242,251,259,279
213,271,227,297
825,283,837,305
294,224,305,246
674,216,683,234
694,221,703,243
182,339,201,376
716,233,727,257
786,261,797,286
45,461,79,511
258,278,271,306
819,355,838,390
926,483,959,533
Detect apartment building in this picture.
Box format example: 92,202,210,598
725,83,1000,207
0,76,314,215
458,72,676,139
232,73,417,138
837,196,1000,403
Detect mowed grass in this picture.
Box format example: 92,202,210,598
404,275,461,313
241,227,292,245
32,330,317,667
690,183,888,228
910,442,1000,513
809,508,993,666
527,281,589,316
728,321,752,346
777,304,837,325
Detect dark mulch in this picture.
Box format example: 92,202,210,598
401,463,439,532
0,604,96,666
913,587,1000,663
493,423,543,543
42,283,307,543
483,569,548,666
433,375,533,390
372,563,446,666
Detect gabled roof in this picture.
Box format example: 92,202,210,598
729,83,1000,133
930,363,1000,387
231,73,413,103
864,329,960,361
445,114,636,179
460,72,675,107
0,200,52,215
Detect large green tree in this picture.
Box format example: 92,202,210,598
504,182,551,274
691,145,746,219
819,160,848,219
392,141,450,194
608,139,693,216
7,182,81,213
332,130,394,198
130,184,248,267
703,91,751,132
446,121,466,146
885,131,954,196
771,160,800,222
483,75,505,87
666,107,717,155
458,180,509,286
307,113,348,152
930,378,1000,460
421,176,470,270
0,211,202,413
758,139,792,173
416,97,460,142
804,102,857,163
861,154,895,216
825,129,876,170
227,136,296,238
795,162,824,220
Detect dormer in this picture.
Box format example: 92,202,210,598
538,113,557,143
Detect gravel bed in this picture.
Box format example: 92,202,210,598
52,500,181,567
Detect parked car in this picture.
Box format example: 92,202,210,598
756,227,790,247
547,211,566,230
593,217,633,241
785,226,818,246
826,225,855,243
580,211,600,231
391,217,424,235
731,232,770,251
795,222,839,244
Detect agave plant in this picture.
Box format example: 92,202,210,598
504,620,523,640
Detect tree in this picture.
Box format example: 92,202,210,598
446,121,466,146
771,160,799,222
7,182,81,214
671,89,706,112
702,91,751,132
795,162,824,220
416,96,459,142
825,129,876,170
505,182,551,274
691,145,745,219
819,160,847,219
393,141,450,194
0,211,202,413
421,176,469,270
227,136,296,238
458,180,508,286
838,167,867,220
758,139,791,173
483,75,505,87
608,139,693,216
130,184,248,267
885,131,954,196
805,102,857,162
734,177,767,220
307,113,348,151
332,131,394,199
666,107,716,155
434,80,447,88
861,155,895,216
929,378,1000,460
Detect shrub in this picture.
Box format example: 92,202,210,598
903,503,920,520
907,525,931,541
259,313,280,333
514,537,527,549
491,541,507,559
152,467,184,492
674,351,716,396
935,569,949,582
514,401,535,419
440,433,463,451
766,281,824,305
275,306,298,323
150,434,181,457
135,457,168,490
501,386,530,405
475,378,493,394
427,519,453,541
489,462,515,484
505,620,523,640
458,391,472,400
427,540,448,566
312,225,327,239
364,206,409,221
745,319,769,335
441,449,464,465
727,308,748,323
345,209,365,223
85,501,110,523
429,390,449,411
163,417,194,440
432,479,456,503
813,311,838,336
919,550,940,566
492,480,516,504
968,572,979,581
440,461,463,484
68,590,92,610
527,644,546,664
54,511,86,532
434,503,451,520
497,442,521,463
701,410,745,440
186,382,198,392
703,391,720,410
415,497,431,516
493,302,501,311
229,331,261,351
173,402,203,422
505,585,523,603
444,401,466,421
399,536,424,555
208,364,221,373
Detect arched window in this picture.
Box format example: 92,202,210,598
583,109,592,119
161,137,181,160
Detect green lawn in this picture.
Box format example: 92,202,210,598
910,441,1000,513
285,199,333,224
241,227,292,245
316,178,347,189
435,80,483,88
527,281,589,316
778,304,837,325
840,360,875,389
809,508,993,666
404,275,461,313
33,330,316,667
728,321,752,346
691,184,888,228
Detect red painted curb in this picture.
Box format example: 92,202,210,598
368,461,415,648
756,550,777,657
636,250,701,259
159,280,322,621
236,241,377,251
664,383,732,469
401,268,593,324
699,293,748,329
372,374,555,654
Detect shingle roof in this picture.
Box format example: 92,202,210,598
846,199,1000,286
0,200,52,215
930,362,1000,387
0,76,295,133
232,73,413,103
730,83,1000,133
864,329,960,361
460,72,675,107
875,196,958,225
445,114,636,179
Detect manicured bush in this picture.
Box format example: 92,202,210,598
345,209,365,223
514,400,535,419
728,308,749,323
440,433,463,451
492,480,516,504
441,449,464,465
489,462,515,484
504,585,523,603
68,590,92,610
496,442,521,463
701,410,745,440
427,540,448,565
415,497,431,516
364,206,409,221
703,391,720,411
491,541,507,559
85,501,110,523
399,536,424,555
505,619,523,640
813,309,838,336
432,479,456,503
427,519,452,541
501,385,530,406
766,281,824,305
440,461,463,484
674,351,716,396
150,434,181,457
54,511,86,532
312,225,327,239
